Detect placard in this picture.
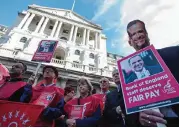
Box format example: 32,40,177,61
117,45,179,114
32,40,58,63
69,105,85,119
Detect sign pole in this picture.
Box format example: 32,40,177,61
31,40,58,86
32,62,42,86
153,108,166,127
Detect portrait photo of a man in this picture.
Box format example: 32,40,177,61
121,50,164,84
37,41,56,53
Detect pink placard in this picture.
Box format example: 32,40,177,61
117,45,179,114
32,40,58,63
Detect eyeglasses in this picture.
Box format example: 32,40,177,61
44,69,54,73
100,80,108,84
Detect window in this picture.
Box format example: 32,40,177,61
63,30,69,34
56,56,62,60
107,53,110,57
89,64,95,67
13,50,19,55
104,66,109,69
77,33,82,38
49,26,53,30
75,50,80,55
89,36,92,40
36,22,39,25
60,37,67,40
73,61,79,63
20,37,27,43
89,53,94,59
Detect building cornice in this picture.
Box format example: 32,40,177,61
28,4,102,29
27,5,102,31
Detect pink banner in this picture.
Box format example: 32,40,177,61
117,45,179,114
32,40,58,63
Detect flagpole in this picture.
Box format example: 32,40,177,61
71,0,76,11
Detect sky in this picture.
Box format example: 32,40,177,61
0,0,179,56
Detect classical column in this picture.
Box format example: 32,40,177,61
82,28,86,45
83,51,89,72
18,12,31,29
50,20,58,37
95,32,98,49
98,33,101,49
86,29,90,46
34,16,45,33
73,26,78,44
39,17,49,34
96,54,101,68
69,25,74,41
22,13,35,30
55,21,63,38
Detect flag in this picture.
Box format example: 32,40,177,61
0,100,44,127
0,64,10,85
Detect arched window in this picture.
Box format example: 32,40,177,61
89,53,94,59
20,37,27,43
60,37,67,40
75,50,80,55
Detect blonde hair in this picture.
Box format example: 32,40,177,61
77,77,93,95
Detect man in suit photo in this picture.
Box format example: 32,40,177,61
38,41,55,53
126,54,163,84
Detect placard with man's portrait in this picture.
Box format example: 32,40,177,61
32,40,58,63
117,45,179,114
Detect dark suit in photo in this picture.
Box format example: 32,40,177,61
126,65,163,84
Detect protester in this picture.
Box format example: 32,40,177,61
50,86,75,126
92,88,96,94
20,65,64,127
127,19,179,126
103,69,139,126
63,77,101,127
0,62,27,101
93,77,110,110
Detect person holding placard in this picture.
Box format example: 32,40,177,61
20,65,64,127
53,86,75,126
63,77,101,127
127,19,179,126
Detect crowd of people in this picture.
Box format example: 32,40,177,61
0,19,179,127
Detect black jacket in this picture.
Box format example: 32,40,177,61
157,46,179,126
103,89,139,127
